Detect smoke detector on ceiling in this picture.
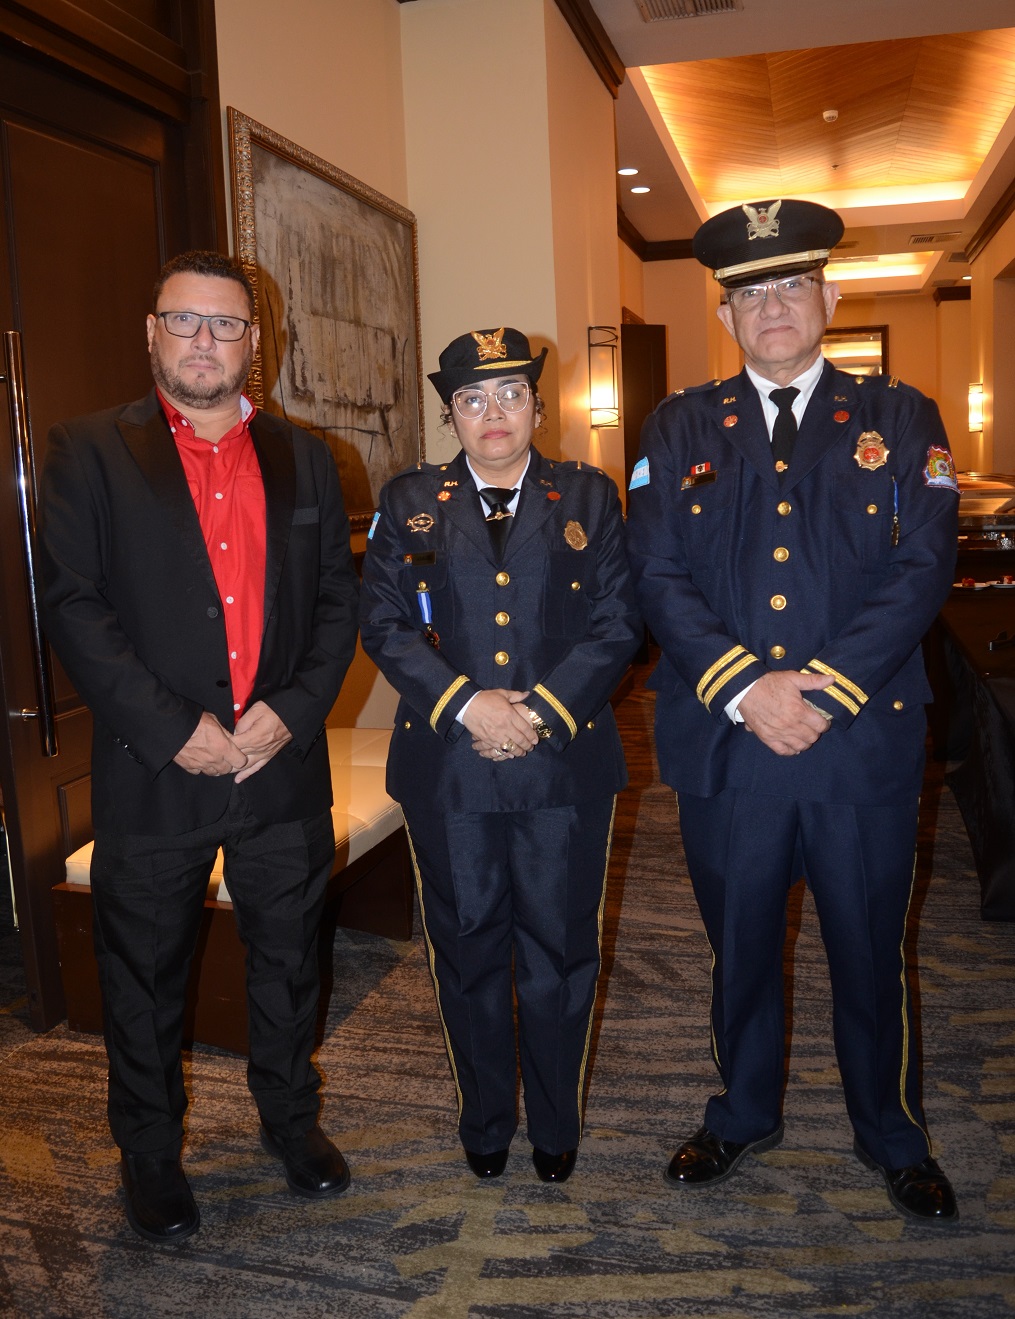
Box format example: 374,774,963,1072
636,0,743,21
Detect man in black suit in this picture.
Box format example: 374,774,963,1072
39,251,359,1243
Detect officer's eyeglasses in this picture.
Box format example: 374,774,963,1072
725,275,821,314
155,311,253,341
452,381,531,420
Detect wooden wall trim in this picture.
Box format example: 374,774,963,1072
933,285,972,303
619,207,695,262
552,0,625,99
966,174,1015,265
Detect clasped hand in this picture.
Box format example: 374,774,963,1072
738,670,834,757
172,701,292,781
463,689,539,761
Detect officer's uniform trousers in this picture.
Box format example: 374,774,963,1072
360,448,641,1154
626,363,959,1169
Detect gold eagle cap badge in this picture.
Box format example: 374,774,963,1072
565,520,588,551
407,512,435,533
854,431,890,471
471,327,507,362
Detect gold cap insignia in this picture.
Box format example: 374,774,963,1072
407,512,435,533
565,520,588,551
743,200,782,240
471,327,507,362
854,431,889,472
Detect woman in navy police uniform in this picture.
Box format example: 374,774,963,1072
360,328,640,1182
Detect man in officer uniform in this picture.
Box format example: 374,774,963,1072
360,328,640,1183
625,199,960,1221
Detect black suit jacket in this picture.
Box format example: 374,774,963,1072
360,448,641,814
39,390,359,834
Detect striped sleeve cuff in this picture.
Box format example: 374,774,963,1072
697,646,764,713
803,659,868,719
531,683,578,743
430,675,475,735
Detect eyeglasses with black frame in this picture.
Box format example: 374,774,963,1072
451,380,531,420
155,311,253,342
725,274,821,314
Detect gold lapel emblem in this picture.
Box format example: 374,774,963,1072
854,431,890,472
723,396,737,405
407,512,435,533
437,491,451,502
565,520,588,551
443,479,458,487
471,327,506,362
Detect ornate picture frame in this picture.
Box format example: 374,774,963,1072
228,108,424,529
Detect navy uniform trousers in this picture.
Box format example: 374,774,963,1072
404,798,615,1155
626,363,959,1171
90,786,336,1157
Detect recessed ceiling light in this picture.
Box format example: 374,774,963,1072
618,167,639,176
631,186,651,194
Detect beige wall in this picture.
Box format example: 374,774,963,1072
641,258,712,390
970,208,1015,472
619,240,645,321
215,0,408,223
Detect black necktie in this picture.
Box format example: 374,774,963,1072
479,486,516,559
769,386,799,471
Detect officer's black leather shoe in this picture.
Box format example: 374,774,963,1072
532,1147,577,1183
464,1147,509,1179
120,1152,199,1243
260,1124,351,1198
853,1139,958,1222
666,1123,784,1187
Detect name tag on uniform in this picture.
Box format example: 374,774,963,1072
681,469,718,490
403,551,437,565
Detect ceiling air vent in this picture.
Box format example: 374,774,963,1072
637,0,743,21
909,232,960,245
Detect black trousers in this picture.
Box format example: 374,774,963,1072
403,797,615,1156
90,786,335,1156
677,789,931,1169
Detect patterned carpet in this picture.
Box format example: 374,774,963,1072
1,667,1014,1318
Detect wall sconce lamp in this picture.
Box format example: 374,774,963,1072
968,382,984,433
588,326,619,428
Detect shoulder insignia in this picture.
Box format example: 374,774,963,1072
888,375,900,389
924,445,959,492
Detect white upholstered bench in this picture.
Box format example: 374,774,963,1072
52,728,412,1053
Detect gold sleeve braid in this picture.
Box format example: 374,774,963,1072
804,659,868,717
532,684,577,739
430,675,470,731
696,645,761,712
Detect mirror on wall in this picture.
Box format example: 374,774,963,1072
822,325,888,376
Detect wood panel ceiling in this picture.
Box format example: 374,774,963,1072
642,29,1015,203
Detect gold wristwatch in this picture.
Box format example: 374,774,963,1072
527,708,553,740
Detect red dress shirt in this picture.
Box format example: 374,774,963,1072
158,391,266,718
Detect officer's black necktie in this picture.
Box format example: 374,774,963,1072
769,386,800,471
479,486,516,559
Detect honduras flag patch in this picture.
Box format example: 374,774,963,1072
629,457,650,491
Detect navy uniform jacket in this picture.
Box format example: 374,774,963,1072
360,447,642,815
39,391,359,835
625,361,959,804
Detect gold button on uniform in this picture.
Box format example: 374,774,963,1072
691,504,702,515
893,699,904,710
403,720,411,729
587,720,595,730
770,645,786,659
494,651,509,666
571,581,581,591
417,580,427,590
496,571,510,586
495,611,510,626
867,504,878,515
770,595,786,610
773,546,789,562
777,501,792,516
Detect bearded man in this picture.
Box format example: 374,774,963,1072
39,251,360,1243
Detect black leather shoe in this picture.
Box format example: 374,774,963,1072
120,1152,199,1244
666,1123,784,1187
260,1124,351,1198
464,1147,509,1179
532,1147,577,1183
853,1139,958,1222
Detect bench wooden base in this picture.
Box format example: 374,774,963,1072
52,827,414,1056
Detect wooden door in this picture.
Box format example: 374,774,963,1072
0,12,221,1029
621,323,668,488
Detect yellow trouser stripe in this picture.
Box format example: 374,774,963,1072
807,658,868,705
532,684,577,739
696,645,746,703
430,674,469,731
898,824,929,1141
575,797,617,1138
404,825,464,1118
703,652,757,712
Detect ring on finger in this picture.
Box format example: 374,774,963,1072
502,740,515,753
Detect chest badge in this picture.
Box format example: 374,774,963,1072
407,512,435,533
854,431,889,472
565,520,588,550
723,415,738,428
